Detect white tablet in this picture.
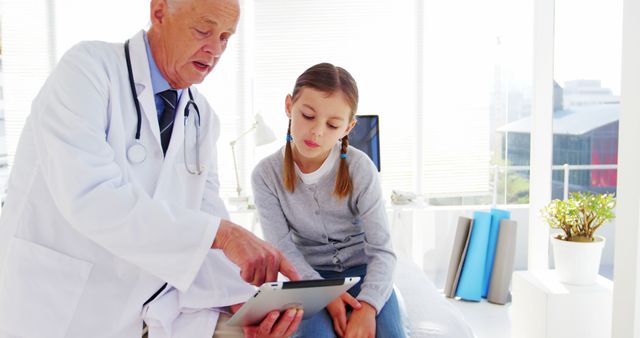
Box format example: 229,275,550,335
226,277,361,327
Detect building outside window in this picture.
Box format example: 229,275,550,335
498,0,621,201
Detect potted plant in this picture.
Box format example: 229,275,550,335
541,191,616,285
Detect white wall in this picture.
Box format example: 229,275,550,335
611,0,640,335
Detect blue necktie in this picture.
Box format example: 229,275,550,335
158,90,177,155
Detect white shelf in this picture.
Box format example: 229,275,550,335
512,270,613,338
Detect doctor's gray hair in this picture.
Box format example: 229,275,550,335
165,0,189,14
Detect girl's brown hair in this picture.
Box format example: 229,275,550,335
283,63,359,199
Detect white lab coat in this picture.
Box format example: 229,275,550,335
0,31,251,338
142,250,255,338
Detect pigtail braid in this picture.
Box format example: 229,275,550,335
334,136,353,198
283,119,296,192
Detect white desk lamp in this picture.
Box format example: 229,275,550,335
229,114,276,205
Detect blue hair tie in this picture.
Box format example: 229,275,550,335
340,153,348,159
286,134,293,142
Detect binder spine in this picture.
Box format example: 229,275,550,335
444,217,472,298
487,219,518,305
482,208,512,298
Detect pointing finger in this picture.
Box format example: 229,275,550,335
279,256,300,281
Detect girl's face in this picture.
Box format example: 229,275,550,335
286,87,356,170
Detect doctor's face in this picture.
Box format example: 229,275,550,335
148,0,240,89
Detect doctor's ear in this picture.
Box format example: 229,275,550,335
150,0,169,25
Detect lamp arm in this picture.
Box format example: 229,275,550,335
229,119,266,199
229,122,258,146
230,142,242,197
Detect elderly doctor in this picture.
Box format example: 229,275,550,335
0,0,303,337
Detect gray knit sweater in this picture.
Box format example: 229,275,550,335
251,145,396,312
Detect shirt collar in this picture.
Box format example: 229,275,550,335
293,142,341,185
143,31,174,96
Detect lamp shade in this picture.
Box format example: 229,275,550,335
254,114,276,146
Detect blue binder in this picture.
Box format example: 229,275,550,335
481,208,512,298
455,211,492,301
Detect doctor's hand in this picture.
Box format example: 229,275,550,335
213,220,301,285
243,308,303,338
326,293,362,337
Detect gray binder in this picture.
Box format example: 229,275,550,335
487,219,518,305
444,217,473,298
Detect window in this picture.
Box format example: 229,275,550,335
422,0,533,205
237,0,535,206
0,0,58,198
551,0,622,199
1,0,620,209
0,19,6,195
241,0,418,201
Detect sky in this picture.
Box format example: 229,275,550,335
554,0,623,94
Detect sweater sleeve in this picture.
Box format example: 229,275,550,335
251,162,322,280
351,155,397,313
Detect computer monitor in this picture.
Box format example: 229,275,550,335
349,115,380,171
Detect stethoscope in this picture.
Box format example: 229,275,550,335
124,39,202,175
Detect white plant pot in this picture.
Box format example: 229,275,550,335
550,235,605,286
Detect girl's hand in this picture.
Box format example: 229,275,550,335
344,302,376,338
243,308,304,338
326,293,361,337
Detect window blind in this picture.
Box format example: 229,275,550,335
2,0,55,167
1,0,534,206
247,0,419,198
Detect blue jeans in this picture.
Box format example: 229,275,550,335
293,265,407,338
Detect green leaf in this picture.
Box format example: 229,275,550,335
540,192,616,242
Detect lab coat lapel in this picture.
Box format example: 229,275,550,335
129,30,162,152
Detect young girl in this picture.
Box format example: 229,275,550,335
251,63,406,338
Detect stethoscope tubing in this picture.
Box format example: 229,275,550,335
124,39,202,175
124,40,143,141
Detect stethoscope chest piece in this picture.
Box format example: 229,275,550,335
127,142,147,164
